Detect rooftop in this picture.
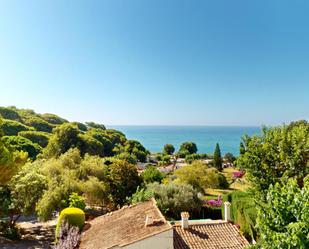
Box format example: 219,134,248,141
79,199,172,249
173,220,249,249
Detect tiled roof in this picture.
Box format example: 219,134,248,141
79,199,172,249
173,220,249,249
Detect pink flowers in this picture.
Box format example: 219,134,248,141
233,171,244,179
205,195,222,207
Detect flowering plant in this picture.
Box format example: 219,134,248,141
205,195,222,207
233,171,244,179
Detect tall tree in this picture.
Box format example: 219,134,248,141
237,123,309,200
178,142,198,157
213,143,223,171
163,144,175,155
107,159,142,207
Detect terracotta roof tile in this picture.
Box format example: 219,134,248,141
173,221,249,249
80,199,172,249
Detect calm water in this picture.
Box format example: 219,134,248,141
108,126,261,156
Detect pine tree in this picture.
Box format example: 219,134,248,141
213,143,222,171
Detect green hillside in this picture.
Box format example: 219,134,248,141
0,106,148,161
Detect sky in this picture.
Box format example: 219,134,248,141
0,0,308,126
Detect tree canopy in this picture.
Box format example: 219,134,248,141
163,144,175,155
237,123,309,199
174,161,228,192
254,178,309,248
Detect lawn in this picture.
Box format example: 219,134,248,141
204,167,250,197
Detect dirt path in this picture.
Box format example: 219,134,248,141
1,220,56,249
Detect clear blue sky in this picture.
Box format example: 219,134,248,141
0,0,308,125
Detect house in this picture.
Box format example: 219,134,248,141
79,199,249,249
79,199,173,249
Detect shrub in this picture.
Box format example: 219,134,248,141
185,153,201,164
18,130,50,147
23,117,54,132
227,191,257,240
185,153,207,164
141,166,164,184
0,107,21,121
148,183,202,219
55,207,85,240
217,172,229,189
40,113,68,125
2,136,42,160
68,193,86,211
0,119,32,136
1,224,21,240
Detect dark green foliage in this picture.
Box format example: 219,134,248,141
176,149,190,158
72,122,88,132
43,123,81,158
2,136,42,160
85,122,106,130
104,129,126,145
179,142,198,155
227,191,257,240
0,222,21,240
0,119,32,136
18,130,50,147
87,129,114,156
23,116,54,132
106,159,142,206
185,153,204,164
79,134,104,156
141,166,164,183
0,107,21,121
124,140,148,162
163,144,175,155
217,172,229,188
213,143,222,171
224,152,236,163
0,186,21,240
40,113,68,125
239,142,246,155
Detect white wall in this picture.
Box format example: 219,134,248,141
124,229,173,249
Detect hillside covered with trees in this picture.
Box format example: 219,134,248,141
0,106,308,248
0,106,148,162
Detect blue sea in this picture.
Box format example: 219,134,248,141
108,126,261,156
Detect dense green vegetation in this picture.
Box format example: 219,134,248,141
130,183,202,219
0,106,148,162
0,106,308,248
237,121,309,247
